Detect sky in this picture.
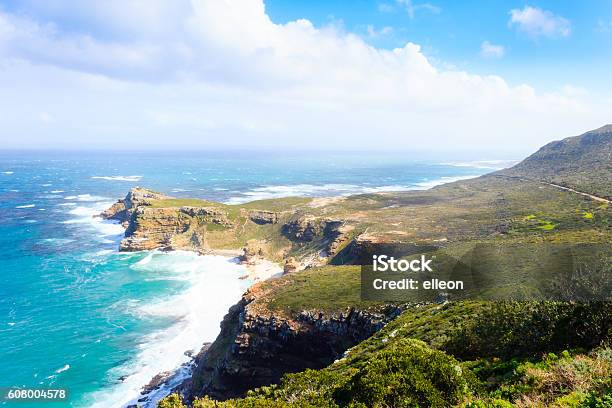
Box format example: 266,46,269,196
0,0,610,155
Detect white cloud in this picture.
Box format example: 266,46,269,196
366,25,393,38
397,0,441,19
509,6,571,39
378,0,441,19
596,18,612,33
378,3,395,13
0,0,607,153
480,41,505,59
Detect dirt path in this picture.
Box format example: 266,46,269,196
541,181,610,204
498,175,610,204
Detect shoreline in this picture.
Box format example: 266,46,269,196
123,248,282,408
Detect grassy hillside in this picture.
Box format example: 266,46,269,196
145,126,612,407
161,301,611,407
500,125,612,199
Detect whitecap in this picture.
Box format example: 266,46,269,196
50,190,65,193
91,175,142,182
16,204,36,208
62,202,124,238
41,238,75,244
224,178,481,204
2,171,14,175
58,203,77,206
55,364,70,374
439,160,518,170
63,194,108,202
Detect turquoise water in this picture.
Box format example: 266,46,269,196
0,151,499,407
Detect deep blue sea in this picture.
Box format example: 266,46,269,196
0,151,507,407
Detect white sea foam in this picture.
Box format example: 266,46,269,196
2,171,14,174
58,203,77,206
62,202,124,238
91,175,143,182
16,204,36,208
55,364,70,374
410,174,481,190
440,159,518,170
225,176,481,204
41,238,75,244
64,194,109,202
85,251,274,408
50,190,65,193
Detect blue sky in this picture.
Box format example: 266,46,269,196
0,0,610,153
266,0,612,93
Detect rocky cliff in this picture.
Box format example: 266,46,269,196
101,190,356,265
189,282,404,400
101,186,171,227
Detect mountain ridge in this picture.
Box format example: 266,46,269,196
500,125,612,199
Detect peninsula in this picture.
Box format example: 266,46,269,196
101,125,611,407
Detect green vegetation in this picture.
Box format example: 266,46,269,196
445,302,612,360
151,130,611,407
261,265,380,316
149,198,220,208
464,348,612,407
160,301,611,407
162,339,477,407
234,196,313,212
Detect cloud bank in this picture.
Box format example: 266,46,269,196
0,0,607,153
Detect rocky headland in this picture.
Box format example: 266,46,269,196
101,126,611,407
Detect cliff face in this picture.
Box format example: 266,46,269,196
101,187,171,227
282,216,354,260
190,284,404,400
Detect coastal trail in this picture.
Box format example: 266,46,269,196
495,175,610,204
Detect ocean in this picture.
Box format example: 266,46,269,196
0,150,507,407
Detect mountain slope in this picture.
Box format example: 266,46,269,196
500,124,612,199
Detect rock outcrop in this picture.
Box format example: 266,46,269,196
190,286,404,400
282,215,323,241
120,207,191,251
248,210,278,225
119,206,234,252
283,257,299,274
100,187,171,227
101,188,237,252
238,241,266,265
282,216,354,257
